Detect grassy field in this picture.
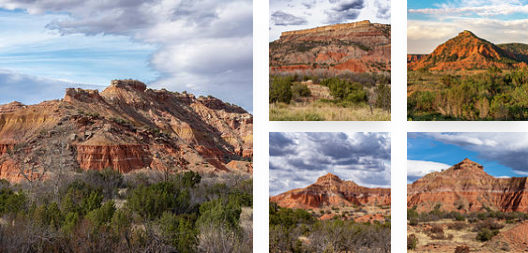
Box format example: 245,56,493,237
407,218,515,252
270,101,391,121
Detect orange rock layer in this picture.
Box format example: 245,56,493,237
270,173,391,209
408,158,528,213
270,20,390,74
408,30,528,71
0,79,253,182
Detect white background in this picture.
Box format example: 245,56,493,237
252,1,528,252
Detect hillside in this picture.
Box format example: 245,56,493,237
270,20,391,73
407,158,528,212
270,172,391,209
408,31,528,71
0,79,253,182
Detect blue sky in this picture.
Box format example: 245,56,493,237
407,133,528,183
269,0,391,41
270,132,391,196
408,0,528,54
0,0,252,111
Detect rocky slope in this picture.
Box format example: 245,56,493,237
270,20,391,73
408,30,528,71
270,173,391,209
407,158,528,212
486,221,528,251
0,80,253,182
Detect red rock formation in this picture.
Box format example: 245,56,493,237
486,221,528,251
0,102,26,114
270,20,391,74
407,54,426,63
0,80,253,182
75,145,151,173
407,158,528,212
354,214,385,223
270,173,391,209
408,30,528,71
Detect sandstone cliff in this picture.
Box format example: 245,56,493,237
270,173,391,209
407,158,528,213
0,80,253,182
270,20,391,73
408,31,528,71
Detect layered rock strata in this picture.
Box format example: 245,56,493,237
270,20,391,73
270,173,391,209
0,80,253,182
407,158,528,212
408,30,528,71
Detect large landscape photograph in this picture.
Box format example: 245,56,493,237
269,132,391,252
0,1,253,252
407,0,528,121
269,0,391,121
407,133,528,252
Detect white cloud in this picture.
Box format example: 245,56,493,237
409,4,528,16
269,132,391,196
407,160,451,182
408,18,528,53
0,0,253,110
415,133,528,175
0,69,101,105
269,0,391,41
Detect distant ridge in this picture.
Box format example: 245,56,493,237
270,173,390,209
408,31,528,70
408,158,528,213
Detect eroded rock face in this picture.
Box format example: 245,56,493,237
408,30,528,71
270,173,391,209
0,80,253,182
407,158,528,212
270,20,391,74
486,221,528,251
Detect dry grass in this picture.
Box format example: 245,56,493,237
269,102,390,121
407,219,516,252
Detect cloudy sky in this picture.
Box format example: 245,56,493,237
408,0,528,54
270,0,391,41
408,133,528,183
0,0,252,111
269,132,391,196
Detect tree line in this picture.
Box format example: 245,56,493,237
408,67,528,120
0,169,253,253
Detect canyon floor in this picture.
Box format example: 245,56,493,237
407,218,523,252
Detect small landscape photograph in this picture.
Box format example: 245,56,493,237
0,1,253,252
408,0,528,121
408,132,528,252
269,132,391,252
269,0,391,121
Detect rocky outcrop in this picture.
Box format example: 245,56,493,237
407,54,426,63
270,20,391,74
75,144,151,173
486,221,528,251
0,102,26,114
407,158,528,212
0,80,253,182
270,173,391,209
408,31,528,71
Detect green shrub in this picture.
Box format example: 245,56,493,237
270,76,293,103
476,228,497,242
159,212,198,253
292,84,311,97
407,234,418,250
